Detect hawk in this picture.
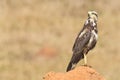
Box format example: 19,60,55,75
66,11,98,72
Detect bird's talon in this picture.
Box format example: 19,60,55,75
83,65,92,68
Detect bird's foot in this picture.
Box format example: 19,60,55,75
82,64,92,68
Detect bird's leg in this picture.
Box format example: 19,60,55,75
83,48,89,66
83,53,87,65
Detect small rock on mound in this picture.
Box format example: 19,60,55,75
43,66,105,80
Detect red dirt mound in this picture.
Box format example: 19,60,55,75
43,66,105,80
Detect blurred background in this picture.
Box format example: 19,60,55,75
0,0,120,80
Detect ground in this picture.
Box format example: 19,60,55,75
44,66,105,80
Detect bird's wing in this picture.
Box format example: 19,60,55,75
72,28,91,54
88,35,97,50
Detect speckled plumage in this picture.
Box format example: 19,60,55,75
67,11,98,72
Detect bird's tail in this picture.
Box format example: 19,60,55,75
66,61,76,72
66,52,84,72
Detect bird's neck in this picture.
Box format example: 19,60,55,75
84,19,98,32
85,19,97,27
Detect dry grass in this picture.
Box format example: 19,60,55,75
0,0,120,80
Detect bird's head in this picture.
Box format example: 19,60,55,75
88,11,98,23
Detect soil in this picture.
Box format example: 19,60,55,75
43,66,105,80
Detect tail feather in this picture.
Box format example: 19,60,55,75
66,52,84,72
66,62,76,72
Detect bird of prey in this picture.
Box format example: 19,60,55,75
66,11,98,72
